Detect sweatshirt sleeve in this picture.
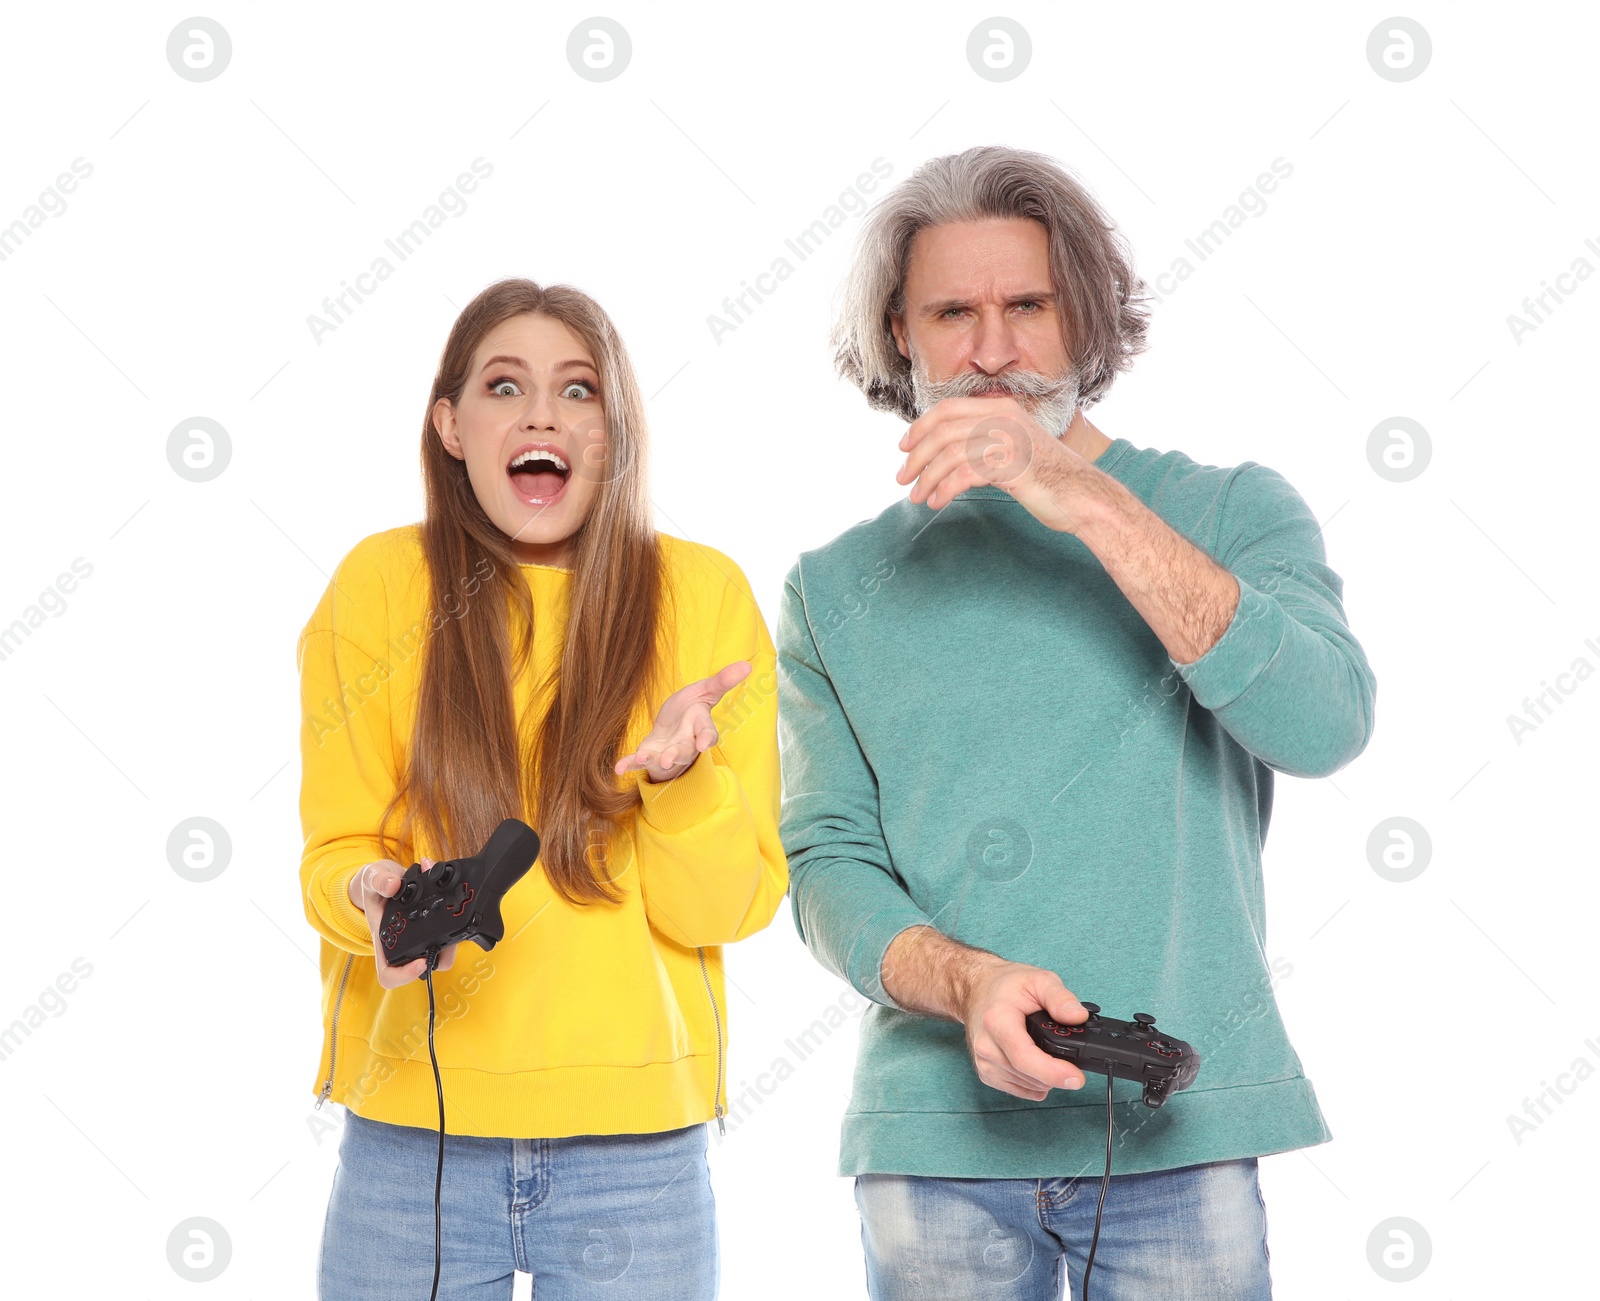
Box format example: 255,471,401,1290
632,562,789,949
777,565,931,1009
1172,463,1377,778
297,548,401,955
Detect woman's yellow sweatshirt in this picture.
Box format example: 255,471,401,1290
297,525,787,1138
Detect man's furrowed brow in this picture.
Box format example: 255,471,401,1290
918,290,1058,317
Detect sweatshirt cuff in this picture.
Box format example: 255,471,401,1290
320,861,376,952
847,907,936,1012
636,751,730,835
1172,575,1286,713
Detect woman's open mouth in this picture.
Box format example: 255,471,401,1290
507,444,571,506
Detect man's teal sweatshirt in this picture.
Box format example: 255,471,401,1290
776,437,1377,1178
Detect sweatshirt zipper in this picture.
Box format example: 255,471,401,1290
315,953,355,1110
696,947,726,1135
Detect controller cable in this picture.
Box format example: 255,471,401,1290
1081,1069,1114,1301
422,949,445,1301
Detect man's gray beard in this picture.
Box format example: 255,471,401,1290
910,361,1081,437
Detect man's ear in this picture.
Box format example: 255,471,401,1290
889,312,911,362
432,397,464,460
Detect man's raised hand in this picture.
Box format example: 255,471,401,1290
897,394,1100,532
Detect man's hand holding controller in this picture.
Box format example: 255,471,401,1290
882,926,1090,1101
348,859,459,987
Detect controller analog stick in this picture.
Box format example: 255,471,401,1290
1024,1004,1200,1111
1079,1002,1100,1016
377,819,542,968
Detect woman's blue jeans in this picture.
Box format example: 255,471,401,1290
318,1110,718,1299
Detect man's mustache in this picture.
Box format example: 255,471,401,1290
916,368,1076,402
911,364,1082,437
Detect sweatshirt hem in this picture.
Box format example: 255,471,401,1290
837,1075,1331,1179
316,1035,722,1139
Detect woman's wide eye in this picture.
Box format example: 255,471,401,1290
561,381,595,400
491,378,520,397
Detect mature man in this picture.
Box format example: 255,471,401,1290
777,145,1376,1299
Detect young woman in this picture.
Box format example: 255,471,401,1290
297,279,787,1300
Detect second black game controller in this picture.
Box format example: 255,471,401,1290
378,818,542,968
1025,1002,1201,1108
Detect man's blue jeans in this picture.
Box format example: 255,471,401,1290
856,1157,1272,1300
318,1110,718,1299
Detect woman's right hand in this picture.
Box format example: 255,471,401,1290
348,858,459,988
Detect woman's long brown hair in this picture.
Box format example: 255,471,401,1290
378,279,667,904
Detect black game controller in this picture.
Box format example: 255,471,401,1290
378,819,542,968
1025,1003,1201,1108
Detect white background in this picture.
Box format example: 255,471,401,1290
1,2,1595,1297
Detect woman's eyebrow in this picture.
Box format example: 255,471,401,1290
478,355,597,374
479,354,529,373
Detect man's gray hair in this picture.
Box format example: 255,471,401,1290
832,145,1150,420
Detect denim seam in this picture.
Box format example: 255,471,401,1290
1252,1161,1272,1266
1040,1175,1086,1214
511,1136,550,1214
